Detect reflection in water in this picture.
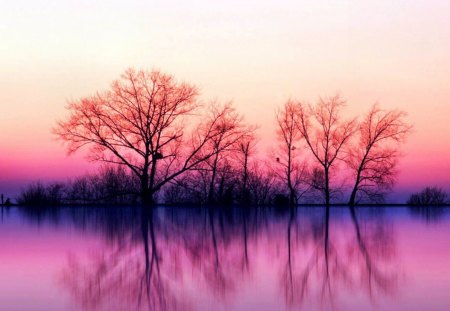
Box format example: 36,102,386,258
281,207,398,310
409,206,447,223
60,208,191,311
16,206,424,311
348,207,398,299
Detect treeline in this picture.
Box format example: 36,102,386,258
17,167,139,206
16,165,295,206
16,167,449,206
13,68,448,206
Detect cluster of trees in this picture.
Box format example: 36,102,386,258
53,69,255,205
17,167,139,206
407,186,448,206
408,187,449,221
48,68,415,206
274,97,411,206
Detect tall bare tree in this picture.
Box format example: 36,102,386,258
275,101,305,206
54,69,241,205
295,95,356,205
347,105,411,205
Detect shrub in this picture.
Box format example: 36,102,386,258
17,182,65,206
407,187,448,206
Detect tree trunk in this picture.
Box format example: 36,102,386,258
141,189,154,206
348,159,365,206
148,158,157,196
242,153,249,206
141,171,154,206
324,167,330,206
348,186,358,206
208,154,219,205
287,148,296,207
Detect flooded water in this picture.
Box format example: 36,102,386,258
1,206,450,311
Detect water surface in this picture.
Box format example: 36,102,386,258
1,206,449,311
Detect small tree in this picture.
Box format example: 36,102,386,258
235,132,258,205
407,187,448,206
347,105,411,205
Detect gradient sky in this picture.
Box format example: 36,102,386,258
1,0,450,200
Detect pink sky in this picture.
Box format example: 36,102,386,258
1,0,450,199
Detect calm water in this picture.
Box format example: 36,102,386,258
1,206,450,311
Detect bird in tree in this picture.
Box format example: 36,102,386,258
54,68,244,206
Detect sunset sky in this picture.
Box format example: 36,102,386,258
1,0,449,200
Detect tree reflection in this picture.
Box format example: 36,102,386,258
351,207,398,297
58,208,263,311
61,208,191,311
18,206,401,311
281,206,398,310
409,206,448,223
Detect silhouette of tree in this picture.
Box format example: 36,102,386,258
295,95,356,205
275,100,307,206
347,105,411,205
235,132,258,205
201,103,254,204
247,161,279,205
17,181,65,206
66,166,139,204
54,69,243,205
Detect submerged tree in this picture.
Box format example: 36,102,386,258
54,69,243,205
347,105,411,205
295,96,356,205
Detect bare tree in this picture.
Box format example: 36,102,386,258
296,95,356,205
201,103,254,205
275,101,305,206
407,186,448,206
347,105,411,205
235,132,258,205
247,161,279,206
54,69,240,205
